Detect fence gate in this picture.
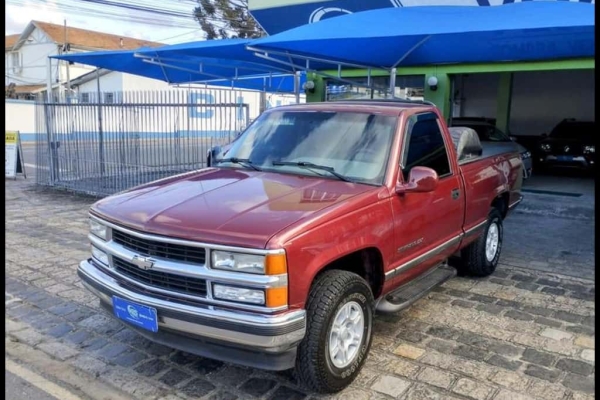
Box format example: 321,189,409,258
35,89,251,197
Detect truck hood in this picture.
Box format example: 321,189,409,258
91,168,375,249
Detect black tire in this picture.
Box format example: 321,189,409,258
295,270,374,394
458,208,504,277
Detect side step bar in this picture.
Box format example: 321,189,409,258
376,263,457,314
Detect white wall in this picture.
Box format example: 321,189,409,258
5,28,95,86
457,69,595,136
5,99,36,140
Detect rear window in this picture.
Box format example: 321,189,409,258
550,121,595,140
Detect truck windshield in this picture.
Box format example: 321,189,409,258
220,110,397,186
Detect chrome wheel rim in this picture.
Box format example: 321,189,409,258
486,222,500,262
328,301,364,369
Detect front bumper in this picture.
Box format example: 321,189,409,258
538,154,595,169
78,259,306,370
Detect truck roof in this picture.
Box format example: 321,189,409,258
271,98,437,116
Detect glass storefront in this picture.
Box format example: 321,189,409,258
325,75,425,102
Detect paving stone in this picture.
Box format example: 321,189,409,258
534,316,562,328
493,271,510,278
493,390,536,400
451,377,492,400
80,337,110,351
416,367,455,389
63,310,91,323
553,311,584,324
190,358,225,375
370,375,411,398
135,359,169,377
574,335,595,349
561,373,595,394
429,293,452,303
452,345,488,362
5,319,27,333
239,378,277,397
540,328,573,341
490,370,529,392
566,325,595,336
388,358,421,377
10,328,46,346
426,338,456,354
29,314,62,331
496,299,520,308
452,299,476,309
402,384,452,400
521,349,557,366
47,302,81,316
69,354,109,378
77,314,123,336
393,344,425,359
112,350,147,367
486,354,522,371
523,365,561,382
510,274,535,283
536,278,560,287
38,342,80,361
582,316,594,327
555,358,594,376
504,310,535,321
514,282,540,292
526,379,566,400
445,289,470,298
490,278,513,286
99,367,164,399
468,294,496,304
562,283,590,293
426,326,461,340
570,291,595,302
396,329,426,343
541,287,566,296
169,351,200,365
45,323,74,338
158,368,192,387
475,303,504,315
207,391,237,400
97,342,131,359
580,349,595,362
267,386,307,400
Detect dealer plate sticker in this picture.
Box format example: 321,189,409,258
113,296,159,333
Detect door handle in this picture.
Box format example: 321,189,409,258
451,188,460,200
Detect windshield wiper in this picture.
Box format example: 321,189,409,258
216,157,262,171
272,161,354,183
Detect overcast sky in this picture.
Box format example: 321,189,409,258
5,0,206,44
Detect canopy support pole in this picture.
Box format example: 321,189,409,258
389,68,397,98
391,35,432,68
294,71,302,104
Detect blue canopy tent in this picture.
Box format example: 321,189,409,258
249,1,595,92
50,44,306,94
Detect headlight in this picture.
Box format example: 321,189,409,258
89,219,108,240
91,246,109,265
213,284,265,305
540,143,551,152
211,251,287,275
584,145,595,154
522,151,531,159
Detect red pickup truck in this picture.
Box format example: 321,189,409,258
78,100,523,393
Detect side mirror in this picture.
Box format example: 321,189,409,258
396,166,439,194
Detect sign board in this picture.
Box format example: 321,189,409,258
5,131,26,179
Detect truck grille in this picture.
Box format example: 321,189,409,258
112,230,206,265
113,257,208,297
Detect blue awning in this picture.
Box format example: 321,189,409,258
51,41,305,93
250,2,595,69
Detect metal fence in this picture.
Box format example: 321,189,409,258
35,89,252,197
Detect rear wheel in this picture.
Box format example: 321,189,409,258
295,270,374,394
458,208,503,277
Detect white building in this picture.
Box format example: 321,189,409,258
5,20,162,99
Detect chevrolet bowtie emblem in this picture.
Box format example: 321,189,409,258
131,255,155,270
564,146,570,153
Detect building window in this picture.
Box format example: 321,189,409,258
104,92,115,104
80,93,90,103
10,52,22,74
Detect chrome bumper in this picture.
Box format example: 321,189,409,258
78,259,306,370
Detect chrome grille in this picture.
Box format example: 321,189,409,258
113,257,208,297
112,229,206,265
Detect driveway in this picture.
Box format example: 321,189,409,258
5,177,595,400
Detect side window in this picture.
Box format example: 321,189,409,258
402,113,451,181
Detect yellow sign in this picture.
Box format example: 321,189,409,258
5,131,17,145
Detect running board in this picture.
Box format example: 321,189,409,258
376,264,457,314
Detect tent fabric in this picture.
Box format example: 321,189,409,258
51,45,304,92
251,2,595,68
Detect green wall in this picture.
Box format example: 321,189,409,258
307,58,595,120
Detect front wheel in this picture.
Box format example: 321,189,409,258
295,270,374,394
458,208,504,277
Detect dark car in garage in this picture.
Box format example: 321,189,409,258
537,119,595,171
450,117,533,179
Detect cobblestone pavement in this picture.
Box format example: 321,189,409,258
5,179,595,400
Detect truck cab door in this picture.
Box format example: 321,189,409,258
387,112,465,287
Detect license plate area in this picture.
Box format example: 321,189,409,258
557,155,574,162
113,296,158,333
